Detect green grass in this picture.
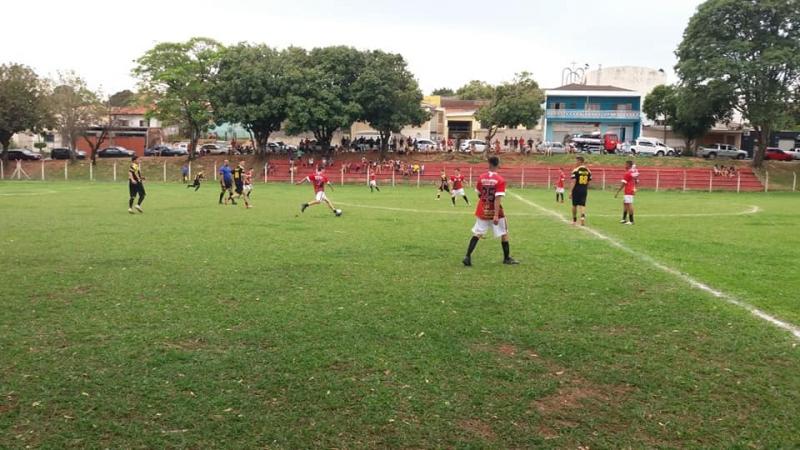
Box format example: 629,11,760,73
1,181,799,448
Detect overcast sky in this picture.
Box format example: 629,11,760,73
2,0,703,95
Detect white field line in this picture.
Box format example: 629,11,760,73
337,202,761,219
511,193,800,341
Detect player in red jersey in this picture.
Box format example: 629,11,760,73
369,172,380,192
614,160,636,225
463,156,519,266
297,167,340,215
555,168,566,203
449,168,470,206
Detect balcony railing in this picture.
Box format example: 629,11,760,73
546,109,641,120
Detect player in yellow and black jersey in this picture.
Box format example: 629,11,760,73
570,156,592,226
435,169,450,200
128,155,146,214
232,161,250,208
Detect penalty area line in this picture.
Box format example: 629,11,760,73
511,193,800,341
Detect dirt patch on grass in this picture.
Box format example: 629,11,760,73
458,418,496,441
162,338,207,351
497,344,517,357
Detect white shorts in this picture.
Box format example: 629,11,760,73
315,191,328,202
369,180,377,187
472,218,508,238
451,188,465,197
243,184,252,192
556,187,565,194
623,195,634,204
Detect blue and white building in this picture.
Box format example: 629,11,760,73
543,84,642,143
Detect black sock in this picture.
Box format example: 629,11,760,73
219,192,225,203
129,198,134,208
138,196,144,206
375,186,380,191
629,213,634,223
451,197,456,206
463,196,469,205
466,236,480,257
502,241,510,259
623,211,628,220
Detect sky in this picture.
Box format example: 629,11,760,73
2,0,704,95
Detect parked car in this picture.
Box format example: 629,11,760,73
624,137,676,156
603,133,620,153
537,142,568,154
6,149,42,160
415,139,437,151
97,146,135,158
698,143,748,159
459,139,487,153
199,143,227,155
51,147,86,160
267,141,296,153
765,147,794,161
161,146,188,157
785,148,800,160
144,145,168,157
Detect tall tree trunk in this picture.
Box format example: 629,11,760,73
254,130,269,155
189,126,199,161
379,131,391,160
752,125,769,168
0,134,10,162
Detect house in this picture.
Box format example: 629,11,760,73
543,84,642,144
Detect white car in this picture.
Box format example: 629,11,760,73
625,137,676,157
415,139,437,151
459,139,487,153
786,148,800,160
537,142,568,154
199,143,228,155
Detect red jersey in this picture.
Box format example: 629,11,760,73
475,172,506,220
370,174,376,181
622,170,636,195
450,174,465,190
307,174,328,193
556,172,566,188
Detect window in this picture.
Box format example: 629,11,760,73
616,104,633,111
568,102,577,109
551,102,565,110
139,120,146,127
639,140,654,147
586,103,601,111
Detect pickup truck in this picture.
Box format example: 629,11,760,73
698,144,748,160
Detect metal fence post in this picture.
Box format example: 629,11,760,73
89,162,93,181
793,172,797,192
683,170,687,192
188,162,192,182
656,170,660,192
737,172,741,193
264,163,268,183
602,170,606,191
765,170,769,193
340,166,344,186
0,160,4,179
41,160,45,180
213,162,217,181
469,167,473,187
64,161,68,180
547,169,551,189
366,166,370,187
392,169,395,187
113,162,117,181
163,161,167,182
521,167,525,189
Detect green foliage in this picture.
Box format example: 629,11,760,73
352,50,428,156
211,44,291,152
108,89,136,107
284,46,365,150
676,0,800,167
455,80,495,100
0,63,51,157
475,72,543,144
133,37,223,157
50,71,104,153
642,84,677,123
431,87,455,96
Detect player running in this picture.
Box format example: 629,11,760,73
369,172,380,192
449,168,470,206
232,161,250,208
570,156,592,226
435,169,450,200
128,155,145,214
462,156,519,266
243,167,254,207
614,160,636,225
555,168,566,203
218,160,236,205
298,167,340,216
187,170,204,191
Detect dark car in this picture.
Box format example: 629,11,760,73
97,146,135,158
765,148,794,161
144,145,166,157
51,147,86,160
161,146,188,157
6,149,43,160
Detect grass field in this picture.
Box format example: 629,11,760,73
1,180,799,448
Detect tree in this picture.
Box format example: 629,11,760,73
643,84,678,145
81,101,114,164
475,72,544,148
285,46,365,154
210,44,291,154
671,84,733,154
352,50,429,158
109,89,136,107
676,0,800,167
431,87,455,97
0,63,51,160
50,71,104,157
456,80,495,100
133,37,223,159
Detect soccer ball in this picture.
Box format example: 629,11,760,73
334,209,343,217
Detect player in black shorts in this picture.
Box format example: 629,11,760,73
435,169,450,200
232,161,250,208
570,156,592,226
187,170,204,191
128,155,145,214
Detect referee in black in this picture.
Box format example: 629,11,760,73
128,155,146,214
